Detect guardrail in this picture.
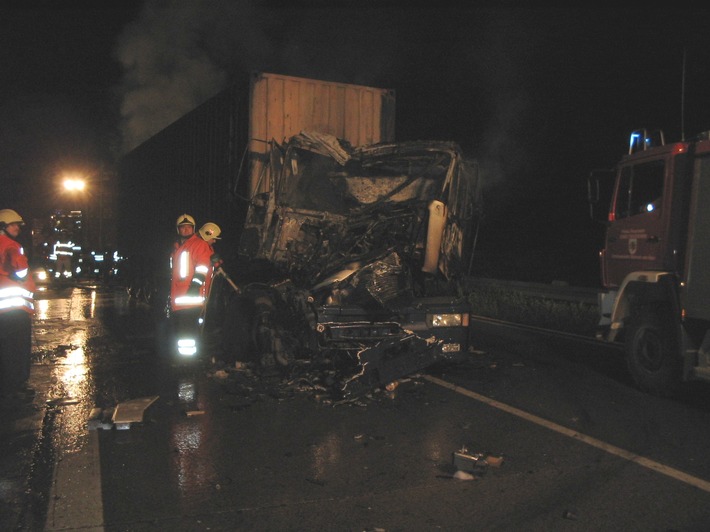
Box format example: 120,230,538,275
463,277,600,305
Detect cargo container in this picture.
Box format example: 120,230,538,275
117,71,396,266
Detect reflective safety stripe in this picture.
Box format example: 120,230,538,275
174,295,205,306
0,296,34,311
0,286,34,299
16,268,28,279
179,251,189,279
195,265,209,274
177,338,197,356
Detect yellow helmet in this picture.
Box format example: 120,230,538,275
176,213,195,233
199,222,221,241
0,209,24,226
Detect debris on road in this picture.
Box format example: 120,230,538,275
486,453,505,467
111,395,159,429
452,447,488,476
87,407,115,430
207,359,433,408
46,396,80,406
453,470,475,481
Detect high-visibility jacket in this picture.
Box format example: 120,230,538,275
0,232,36,315
170,234,214,311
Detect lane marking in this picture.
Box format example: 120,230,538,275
45,422,104,531
424,374,710,493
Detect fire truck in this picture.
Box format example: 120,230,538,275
589,128,710,395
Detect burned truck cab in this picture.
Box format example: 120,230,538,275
229,131,481,396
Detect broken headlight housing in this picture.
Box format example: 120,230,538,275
426,312,469,328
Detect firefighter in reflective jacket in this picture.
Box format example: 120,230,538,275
0,209,36,400
169,214,214,357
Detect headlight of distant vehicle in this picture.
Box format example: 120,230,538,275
426,312,469,327
32,267,50,287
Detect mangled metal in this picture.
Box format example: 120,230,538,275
223,131,482,399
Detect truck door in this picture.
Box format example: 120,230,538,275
605,159,666,287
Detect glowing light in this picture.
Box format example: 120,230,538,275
177,338,197,356
63,177,86,191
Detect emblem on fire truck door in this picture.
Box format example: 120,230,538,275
628,238,637,255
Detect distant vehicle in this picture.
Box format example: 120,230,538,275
589,128,710,395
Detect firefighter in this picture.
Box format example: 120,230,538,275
198,221,222,290
169,214,214,357
0,209,36,402
196,222,223,329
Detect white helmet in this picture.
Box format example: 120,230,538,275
199,222,221,241
176,213,195,233
0,209,24,226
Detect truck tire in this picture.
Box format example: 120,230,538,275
624,308,682,397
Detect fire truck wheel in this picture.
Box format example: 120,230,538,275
624,308,682,397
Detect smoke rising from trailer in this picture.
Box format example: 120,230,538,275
113,1,411,155
115,1,228,153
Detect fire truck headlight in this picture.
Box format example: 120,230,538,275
427,312,469,328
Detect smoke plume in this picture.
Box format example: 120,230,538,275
115,0,278,153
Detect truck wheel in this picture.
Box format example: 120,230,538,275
624,309,682,397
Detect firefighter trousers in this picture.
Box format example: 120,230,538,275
0,311,32,396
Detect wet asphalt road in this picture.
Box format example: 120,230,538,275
3,283,710,531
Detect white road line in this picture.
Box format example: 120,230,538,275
424,374,710,493
45,426,104,531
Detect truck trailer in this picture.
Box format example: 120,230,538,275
589,128,710,395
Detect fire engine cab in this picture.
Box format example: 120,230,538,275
589,128,710,395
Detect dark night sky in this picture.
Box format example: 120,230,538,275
3,3,710,286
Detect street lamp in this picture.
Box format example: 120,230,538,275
61,174,88,248
60,174,107,252
63,177,86,192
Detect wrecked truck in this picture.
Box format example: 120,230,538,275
211,131,482,398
